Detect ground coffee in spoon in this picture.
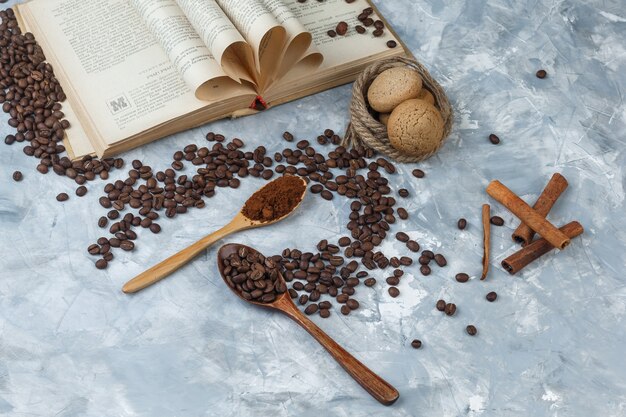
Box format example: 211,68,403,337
242,175,306,222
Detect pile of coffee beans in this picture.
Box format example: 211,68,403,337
321,4,397,48
1,9,124,196
223,246,287,303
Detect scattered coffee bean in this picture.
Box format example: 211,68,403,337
305,304,319,315
396,232,409,242
434,254,447,267
340,305,351,315
336,21,348,36
56,193,69,202
420,265,431,276
397,208,408,219
327,29,337,38
407,240,420,252
388,287,400,297
486,291,497,302
95,259,108,270
12,171,22,181
489,134,500,145
364,278,376,287
412,169,425,178
457,218,467,230
319,309,331,318
466,325,477,336
410,339,422,349
76,186,87,197
387,40,397,48
490,216,504,226
536,69,547,79
444,303,457,316
455,273,469,283
398,189,409,197
436,299,446,311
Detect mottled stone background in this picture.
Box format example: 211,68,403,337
1,0,625,416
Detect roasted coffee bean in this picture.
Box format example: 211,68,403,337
223,248,286,303
397,208,408,219
410,339,422,349
422,250,435,259
364,278,376,287
87,244,100,255
444,303,457,316
466,325,478,336
407,240,420,252
436,299,446,311
388,287,400,298
76,186,87,197
336,21,348,35
346,299,359,310
340,305,351,315
355,25,366,34
12,171,23,181
282,131,294,142
455,273,469,283
327,29,337,38
434,254,447,267
412,169,425,178
304,304,319,315
418,255,431,265
98,216,108,228
420,265,431,276
490,216,504,226
457,218,467,230
120,240,135,251
536,69,547,79
386,40,397,48
396,232,409,242
488,134,500,145
398,189,409,198
399,256,413,266
386,276,400,286
338,237,351,247
319,309,331,318
486,291,497,302
321,190,333,200
95,259,108,270
149,223,161,234
56,193,69,202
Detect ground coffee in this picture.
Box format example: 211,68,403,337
242,175,305,222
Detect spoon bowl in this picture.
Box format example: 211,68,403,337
122,176,307,294
217,243,400,406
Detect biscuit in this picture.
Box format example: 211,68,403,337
379,112,391,126
387,99,444,158
416,88,435,106
367,67,423,113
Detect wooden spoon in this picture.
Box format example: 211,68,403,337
217,243,400,406
122,176,307,294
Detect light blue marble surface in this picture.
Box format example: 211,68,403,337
1,0,625,416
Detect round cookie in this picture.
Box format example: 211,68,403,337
367,67,423,113
387,99,444,158
379,112,391,126
416,88,436,106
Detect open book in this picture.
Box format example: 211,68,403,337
15,0,410,159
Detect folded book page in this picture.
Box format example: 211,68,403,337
215,0,286,91
131,0,249,101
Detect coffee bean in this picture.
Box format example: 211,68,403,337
490,216,504,226
319,309,331,318
304,304,319,315
420,265,431,276
355,25,365,34
536,69,547,79
396,232,409,242
410,339,422,349
98,217,108,228
56,193,69,202
149,223,161,234
407,240,420,252
346,299,359,310
397,208,408,219
434,254,447,267
282,131,294,142
338,237,351,247
327,29,337,38
412,169,425,178
386,276,399,286
444,303,457,316
486,291,497,302
120,240,135,251
466,325,478,336
387,40,397,48
76,186,87,197
87,244,100,255
488,134,500,145
457,218,467,230
12,171,22,181
399,256,413,266
436,299,446,311
336,21,348,36
398,189,409,197
455,273,469,283
340,305,351,315
364,278,376,287
422,250,435,259
388,287,400,297
95,259,108,270
321,190,333,200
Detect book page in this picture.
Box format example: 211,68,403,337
130,0,244,100
288,0,399,71
20,0,254,148
263,0,322,81
215,0,286,90
174,0,256,85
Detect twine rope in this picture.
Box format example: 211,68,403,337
343,57,453,163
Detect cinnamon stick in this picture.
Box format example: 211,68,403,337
486,180,570,250
481,204,490,280
512,173,569,246
502,221,584,275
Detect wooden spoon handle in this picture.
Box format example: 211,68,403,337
280,300,399,405
122,221,241,294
